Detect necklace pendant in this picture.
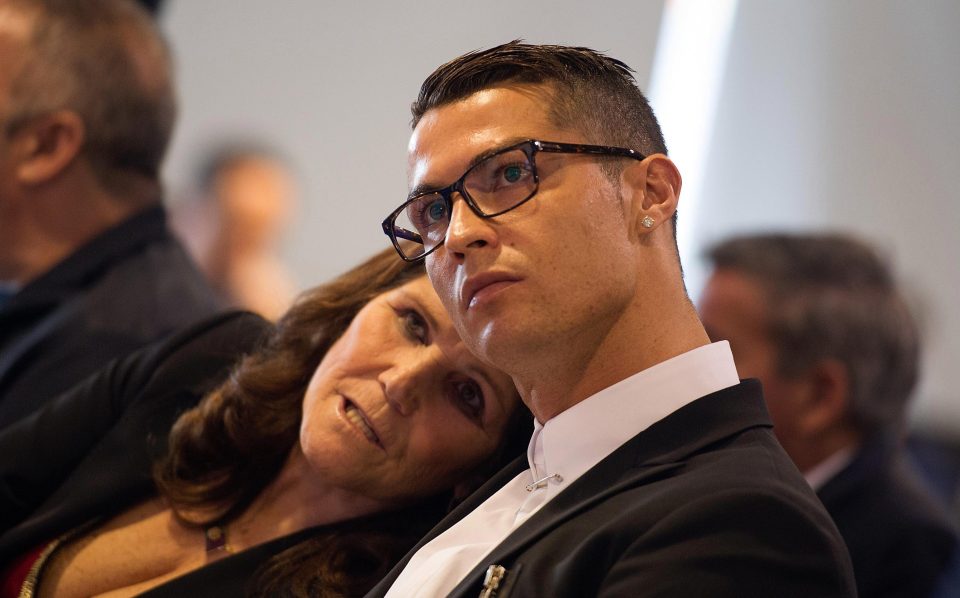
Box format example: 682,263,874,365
204,524,230,552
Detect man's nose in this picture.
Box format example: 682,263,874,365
443,194,498,256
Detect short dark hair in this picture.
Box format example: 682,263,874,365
412,41,678,239
6,0,175,194
707,233,920,436
412,40,667,156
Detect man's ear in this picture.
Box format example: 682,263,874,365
621,154,682,237
796,359,851,435
13,110,85,185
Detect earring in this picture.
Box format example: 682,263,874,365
641,216,654,228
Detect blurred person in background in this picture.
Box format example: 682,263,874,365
0,0,219,429
172,143,299,321
699,232,960,598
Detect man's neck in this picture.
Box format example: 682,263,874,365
515,300,711,423
9,184,155,286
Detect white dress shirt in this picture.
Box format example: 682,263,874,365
385,341,740,597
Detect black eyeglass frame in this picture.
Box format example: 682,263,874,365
382,139,646,262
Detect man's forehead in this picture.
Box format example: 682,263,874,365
0,7,32,81
405,85,562,187
0,5,34,41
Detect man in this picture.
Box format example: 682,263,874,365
0,0,220,428
374,42,854,597
699,233,959,598
171,143,299,320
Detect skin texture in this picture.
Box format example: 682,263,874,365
300,275,518,503
409,84,705,422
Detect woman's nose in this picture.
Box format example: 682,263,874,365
379,353,438,416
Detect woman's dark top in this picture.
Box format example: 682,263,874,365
0,310,450,596
0,311,269,562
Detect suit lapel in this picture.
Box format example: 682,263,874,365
446,380,770,597
368,456,530,595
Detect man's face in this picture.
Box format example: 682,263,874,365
408,85,640,369
698,268,808,463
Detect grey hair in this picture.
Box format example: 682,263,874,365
707,232,920,435
5,0,175,197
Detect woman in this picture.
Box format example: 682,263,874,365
0,248,525,597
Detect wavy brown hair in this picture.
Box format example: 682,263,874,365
154,246,530,595
154,247,425,525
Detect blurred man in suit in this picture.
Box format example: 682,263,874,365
0,0,219,428
700,232,959,598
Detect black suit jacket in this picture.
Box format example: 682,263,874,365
0,311,269,555
819,435,960,598
369,381,856,598
0,204,221,429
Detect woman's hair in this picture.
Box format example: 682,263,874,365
154,247,425,525
154,245,530,595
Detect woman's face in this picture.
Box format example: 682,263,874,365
300,275,519,503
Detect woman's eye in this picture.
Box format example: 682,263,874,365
401,310,428,343
454,380,485,419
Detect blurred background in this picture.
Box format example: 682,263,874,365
153,1,958,437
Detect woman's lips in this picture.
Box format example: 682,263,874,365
343,398,383,449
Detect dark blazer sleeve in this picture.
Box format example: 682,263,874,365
0,311,269,535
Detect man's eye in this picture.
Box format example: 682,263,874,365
454,380,485,419
406,195,448,233
426,199,447,223
502,165,524,183
402,310,428,343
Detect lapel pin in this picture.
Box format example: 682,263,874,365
479,564,507,598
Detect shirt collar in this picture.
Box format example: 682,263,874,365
804,445,857,491
527,341,740,485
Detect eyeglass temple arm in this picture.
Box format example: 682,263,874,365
536,141,644,161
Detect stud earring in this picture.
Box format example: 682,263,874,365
641,216,654,229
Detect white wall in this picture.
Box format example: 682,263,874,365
160,0,959,431
687,0,960,431
159,0,664,286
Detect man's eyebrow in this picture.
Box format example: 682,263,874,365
407,137,531,199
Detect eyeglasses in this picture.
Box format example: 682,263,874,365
382,139,646,261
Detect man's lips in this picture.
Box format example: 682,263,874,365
461,272,521,309
342,397,383,449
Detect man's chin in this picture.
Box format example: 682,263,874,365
463,319,526,371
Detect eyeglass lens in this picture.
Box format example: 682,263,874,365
391,147,537,258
